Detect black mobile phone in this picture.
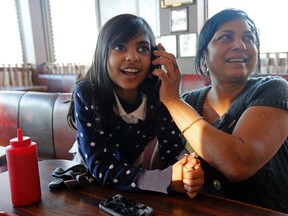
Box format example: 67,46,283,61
99,194,154,216
150,46,160,71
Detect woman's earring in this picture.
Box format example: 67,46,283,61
206,67,210,76
203,62,209,76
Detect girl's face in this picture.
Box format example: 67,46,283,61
107,34,152,98
206,18,258,82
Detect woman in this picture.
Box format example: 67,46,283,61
153,9,288,212
67,14,204,198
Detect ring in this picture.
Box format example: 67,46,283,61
184,164,195,171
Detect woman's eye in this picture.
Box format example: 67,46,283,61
243,35,256,44
114,45,125,51
217,35,231,42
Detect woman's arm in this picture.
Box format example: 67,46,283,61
165,98,288,182
152,45,288,182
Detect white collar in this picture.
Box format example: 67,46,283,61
114,92,146,123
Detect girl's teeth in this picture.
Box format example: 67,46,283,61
123,68,138,72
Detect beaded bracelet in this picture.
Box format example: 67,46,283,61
181,117,204,134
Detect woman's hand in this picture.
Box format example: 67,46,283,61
171,153,204,198
152,43,181,104
183,157,204,199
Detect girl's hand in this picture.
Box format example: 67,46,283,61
171,153,191,193
152,43,181,104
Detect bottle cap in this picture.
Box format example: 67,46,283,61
10,128,31,147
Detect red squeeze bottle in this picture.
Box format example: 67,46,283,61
5,128,41,206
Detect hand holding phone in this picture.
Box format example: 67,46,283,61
99,194,153,216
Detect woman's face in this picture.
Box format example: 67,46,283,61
205,18,258,82
107,34,152,97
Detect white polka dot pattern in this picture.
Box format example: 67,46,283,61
73,85,185,192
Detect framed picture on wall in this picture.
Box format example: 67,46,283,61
156,35,177,57
179,33,197,57
170,7,188,32
161,0,195,8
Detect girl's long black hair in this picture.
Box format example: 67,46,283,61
67,14,161,130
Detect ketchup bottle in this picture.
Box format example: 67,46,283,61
5,128,41,206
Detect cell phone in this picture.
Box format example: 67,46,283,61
150,46,160,71
99,194,154,216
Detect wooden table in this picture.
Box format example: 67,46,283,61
0,160,287,216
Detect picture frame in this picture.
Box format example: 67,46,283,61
161,0,195,8
170,7,188,32
179,33,197,57
156,35,177,57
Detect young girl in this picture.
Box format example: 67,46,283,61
67,14,203,198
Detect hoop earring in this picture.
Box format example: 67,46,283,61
206,67,210,76
203,62,210,76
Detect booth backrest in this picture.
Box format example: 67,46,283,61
0,91,75,160
34,74,79,92
181,74,210,93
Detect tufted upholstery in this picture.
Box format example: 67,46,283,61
0,91,24,144
0,91,75,160
53,93,76,159
34,74,79,92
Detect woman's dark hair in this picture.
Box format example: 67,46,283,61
195,8,261,76
67,14,159,130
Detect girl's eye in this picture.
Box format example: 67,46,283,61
114,45,125,51
138,46,149,53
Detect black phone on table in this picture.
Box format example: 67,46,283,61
99,194,154,216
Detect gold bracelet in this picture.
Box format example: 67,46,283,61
181,117,204,134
